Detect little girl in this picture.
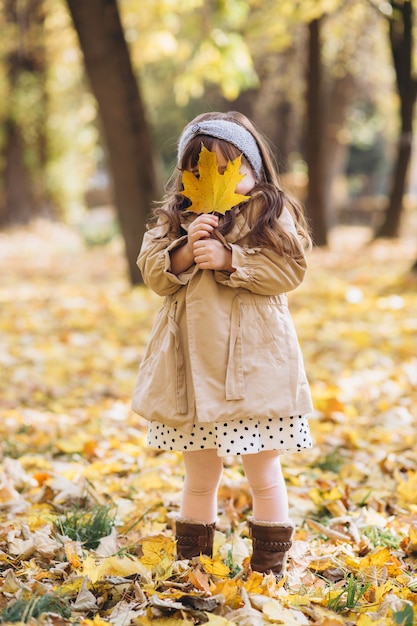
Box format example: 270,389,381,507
132,111,313,579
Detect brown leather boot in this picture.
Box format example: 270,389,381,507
248,518,294,579
175,518,216,559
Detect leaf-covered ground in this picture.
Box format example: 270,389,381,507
0,219,416,626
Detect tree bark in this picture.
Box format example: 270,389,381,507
305,18,327,246
0,0,48,225
3,121,35,224
66,0,161,284
323,73,355,228
375,0,417,238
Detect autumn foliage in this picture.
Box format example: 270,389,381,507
0,221,416,624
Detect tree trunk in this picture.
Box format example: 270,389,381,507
375,0,417,239
323,73,355,228
66,0,161,284
305,18,327,246
0,0,48,225
2,121,35,224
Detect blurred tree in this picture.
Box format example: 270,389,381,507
234,1,343,245
305,17,327,245
66,0,161,284
375,0,417,239
219,0,380,244
62,0,399,255
0,0,407,263
0,0,50,225
120,0,258,174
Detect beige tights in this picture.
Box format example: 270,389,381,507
180,448,289,524
241,450,289,522
180,449,223,523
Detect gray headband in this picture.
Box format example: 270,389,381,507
177,119,262,179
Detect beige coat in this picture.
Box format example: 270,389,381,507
131,196,313,434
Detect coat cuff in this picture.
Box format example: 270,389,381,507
215,244,257,287
164,236,195,285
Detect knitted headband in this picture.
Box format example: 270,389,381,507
177,119,263,179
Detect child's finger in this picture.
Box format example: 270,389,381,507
194,214,219,227
189,222,215,241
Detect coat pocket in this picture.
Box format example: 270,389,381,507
132,302,187,416
240,302,288,362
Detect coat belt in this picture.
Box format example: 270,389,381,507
225,295,245,400
168,307,188,413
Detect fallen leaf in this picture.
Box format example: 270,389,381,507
200,553,231,576
83,554,148,583
72,577,98,611
140,535,176,568
262,598,306,624
2,223,417,625
187,567,211,592
401,525,417,555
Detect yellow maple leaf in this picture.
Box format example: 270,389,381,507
359,547,392,570
181,145,250,214
140,535,176,568
210,578,242,607
82,554,148,583
243,571,264,594
199,553,230,576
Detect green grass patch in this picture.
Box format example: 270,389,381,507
326,574,370,613
363,526,401,549
54,504,116,550
0,593,70,623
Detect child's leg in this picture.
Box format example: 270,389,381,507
241,450,289,522
180,449,223,523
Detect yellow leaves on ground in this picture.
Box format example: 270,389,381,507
199,554,231,577
242,571,265,594
140,535,176,580
80,616,111,626
202,616,237,626
187,567,211,592
83,554,149,583
181,145,250,214
262,599,305,625
402,525,417,555
358,546,403,577
0,222,417,624
397,471,417,507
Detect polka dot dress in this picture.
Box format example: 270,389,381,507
147,415,312,457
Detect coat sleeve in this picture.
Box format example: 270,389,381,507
214,244,307,295
137,225,195,296
214,205,308,295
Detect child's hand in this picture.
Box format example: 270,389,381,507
187,214,219,253
193,238,234,272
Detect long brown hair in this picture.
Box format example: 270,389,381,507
151,111,312,258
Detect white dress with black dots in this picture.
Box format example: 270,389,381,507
147,415,312,457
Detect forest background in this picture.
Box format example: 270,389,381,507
1,0,417,281
0,0,417,625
